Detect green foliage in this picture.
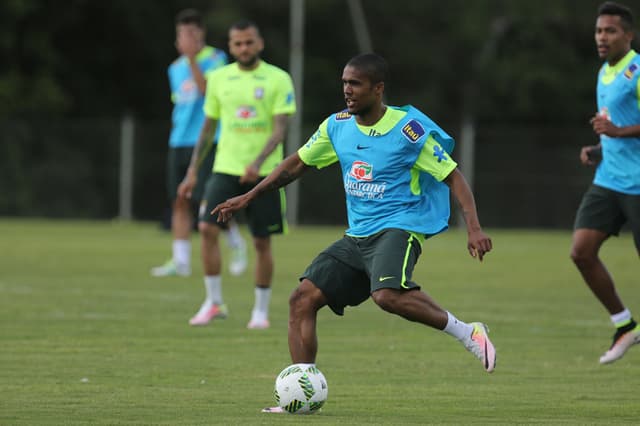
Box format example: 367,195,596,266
1,220,639,424
0,0,630,122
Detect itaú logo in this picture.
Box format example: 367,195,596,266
349,161,373,181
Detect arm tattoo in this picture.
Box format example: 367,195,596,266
268,170,296,190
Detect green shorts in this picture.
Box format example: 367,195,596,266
301,229,423,316
574,184,640,248
167,144,216,202
199,172,287,238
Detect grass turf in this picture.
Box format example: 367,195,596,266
1,219,638,424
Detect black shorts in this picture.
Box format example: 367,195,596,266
199,172,287,238
301,229,422,316
167,144,216,202
574,184,640,248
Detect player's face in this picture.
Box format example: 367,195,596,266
595,14,633,64
229,27,264,69
342,65,383,116
175,23,204,55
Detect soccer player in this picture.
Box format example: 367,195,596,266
213,53,496,410
151,9,247,278
570,1,640,364
178,20,296,328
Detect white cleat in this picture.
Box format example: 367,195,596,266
150,259,190,277
462,322,497,373
599,326,640,365
247,319,270,330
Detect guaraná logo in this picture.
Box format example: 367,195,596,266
349,161,373,181
235,105,257,119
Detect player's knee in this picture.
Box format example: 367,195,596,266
570,245,595,269
253,236,271,253
198,222,219,240
289,280,322,313
371,288,398,313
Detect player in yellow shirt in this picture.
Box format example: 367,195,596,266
179,20,296,329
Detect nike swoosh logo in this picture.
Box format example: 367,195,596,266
356,145,370,150
378,276,395,282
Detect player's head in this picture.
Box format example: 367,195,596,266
229,20,264,69
342,53,388,116
175,9,205,53
595,2,635,62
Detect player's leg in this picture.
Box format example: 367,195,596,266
188,174,236,326
288,279,327,363
596,192,640,364
366,229,496,372
247,235,273,329
245,186,287,329
290,238,371,361
571,228,623,312
571,185,639,363
151,147,193,277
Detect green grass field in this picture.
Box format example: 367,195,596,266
1,219,639,425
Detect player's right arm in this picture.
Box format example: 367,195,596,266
178,117,218,199
212,152,309,222
212,117,338,221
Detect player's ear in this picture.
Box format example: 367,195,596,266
374,81,385,96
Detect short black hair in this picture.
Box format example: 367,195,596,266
346,53,389,84
175,9,204,28
598,2,635,31
230,19,261,36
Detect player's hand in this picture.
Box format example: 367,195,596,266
177,170,197,199
176,27,201,58
590,113,619,137
239,164,260,184
211,194,251,223
579,145,601,166
467,229,492,262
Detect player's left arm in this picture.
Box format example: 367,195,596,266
416,135,492,261
443,168,492,261
241,113,290,184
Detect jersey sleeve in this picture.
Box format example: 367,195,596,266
414,135,457,181
202,49,228,76
271,72,297,116
297,117,338,169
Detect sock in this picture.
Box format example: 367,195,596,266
610,308,632,328
252,286,271,320
443,311,474,341
172,239,191,267
204,275,223,306
297,363,315,368
225,223,244,249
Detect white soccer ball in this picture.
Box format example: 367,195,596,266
274,363,328,414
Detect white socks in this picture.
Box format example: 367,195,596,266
225,222,245,249
204,275,223,306
251,287,271,321
173,239,191,267
443,311,474,341
611,308,632,327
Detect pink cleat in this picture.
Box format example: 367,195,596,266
189,303,228,326
261,406,285,413
463,322,496,373
599,325,640,364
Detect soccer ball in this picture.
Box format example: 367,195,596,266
274,363,328,414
